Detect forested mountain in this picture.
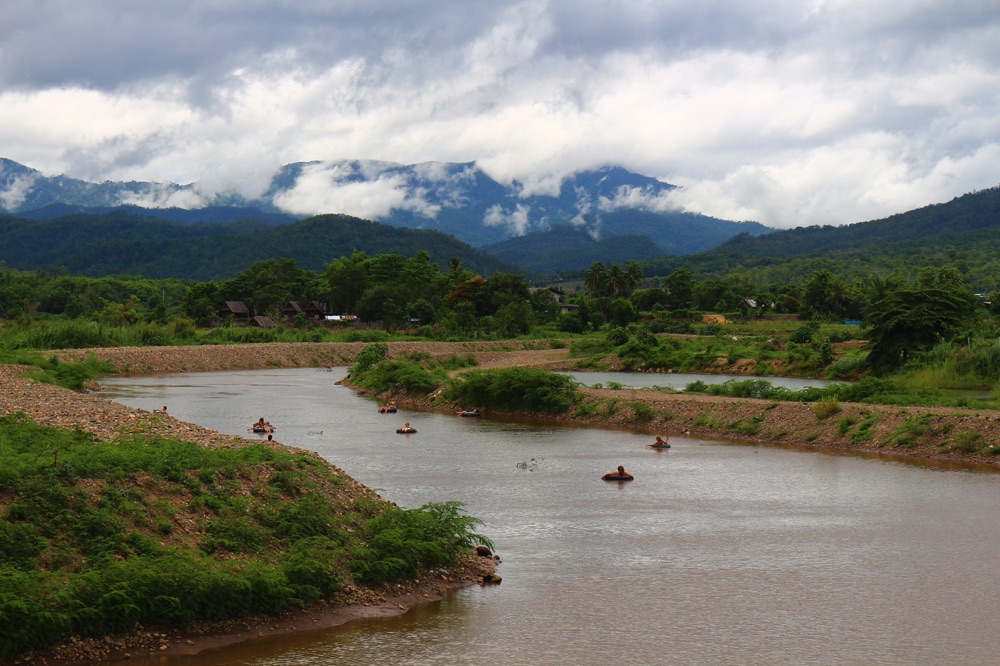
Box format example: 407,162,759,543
483,210,770,273
482,227,665,273
17,203,300,226
636,185,1000,290
709,186,1000,258
0,211,515,280
0,158,770,252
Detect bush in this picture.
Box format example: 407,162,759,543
443,368,579,414
607,327,629,346
351,502,489,586
349,342,389,375
354,359,440,395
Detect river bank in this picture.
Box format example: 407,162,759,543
41,340,1000,466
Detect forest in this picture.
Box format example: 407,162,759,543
3,235,1000,405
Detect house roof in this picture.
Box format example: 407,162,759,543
220,301,250,314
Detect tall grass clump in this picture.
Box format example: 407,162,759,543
443,368,579,413
348,351,463,396
813,400,842,420
4,320,113,350
20,354,115,391
351,501,491,585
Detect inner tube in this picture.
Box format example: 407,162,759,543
602,474,633,481
648,443,671,449
379,407,397,413
396,428,417,434
250,426,275,433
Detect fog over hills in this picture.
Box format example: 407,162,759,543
0,158,771,252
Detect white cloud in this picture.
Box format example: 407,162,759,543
0,0,998,228
271,161,441,219
598,186,682,214
0,172,37,209
483,203,532,236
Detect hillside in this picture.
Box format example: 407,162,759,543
634,185,1000,287
708,186,1000,258
0,211,517,280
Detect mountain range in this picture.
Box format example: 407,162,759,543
3,157,998,286
0,157,770,254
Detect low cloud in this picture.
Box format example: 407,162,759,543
483,203,532,236
271,161,441,219
597,185,683,214
116,185,209,210
0,171,37,210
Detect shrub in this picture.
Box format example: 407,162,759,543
349,343,389,375
606,327,629,346
354,359,439,395
351,502,489,586
443,368,579,414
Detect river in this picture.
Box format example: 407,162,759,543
99,368,1000,665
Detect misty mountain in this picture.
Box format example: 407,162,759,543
0,158,770,253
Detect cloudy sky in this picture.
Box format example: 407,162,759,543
2,0,999,229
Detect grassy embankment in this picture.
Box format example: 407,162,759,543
0,410,491,660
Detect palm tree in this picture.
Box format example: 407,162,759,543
624,260,644,296
585,262,609,297
608,264,626,297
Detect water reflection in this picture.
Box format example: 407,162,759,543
99,368,1000,665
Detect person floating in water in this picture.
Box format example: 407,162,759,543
398,421,417,433
254,417,273,434
153,406,167,414
602,465,634,480
646,435,670,448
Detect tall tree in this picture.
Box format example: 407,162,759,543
863,285,978,374
324,250,369,314
623,260,644,296
585,262,608,297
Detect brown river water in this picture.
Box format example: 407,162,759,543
99,368,1000,665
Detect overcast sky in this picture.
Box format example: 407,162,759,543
2,0,999,229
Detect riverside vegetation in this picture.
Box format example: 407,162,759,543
0,406,492,660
